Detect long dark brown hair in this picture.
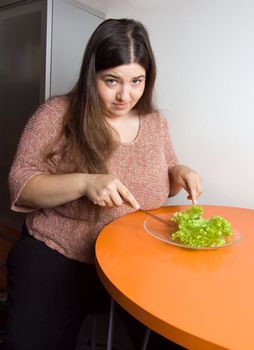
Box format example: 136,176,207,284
47,18,157,218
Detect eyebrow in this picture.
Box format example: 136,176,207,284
102,74,146,79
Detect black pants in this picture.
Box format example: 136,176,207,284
5,226,113,350
5,226,183,350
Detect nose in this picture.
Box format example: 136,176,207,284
116,85,129,102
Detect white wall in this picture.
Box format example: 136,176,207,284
105,0,254,209
49,0,103,97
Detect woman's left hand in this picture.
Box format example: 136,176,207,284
169,164,203,204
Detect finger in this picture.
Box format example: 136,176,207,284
187,194,196,205
185,175,203,204
179,179,194,202
93,191,111,207
188,183,203,204
187,192,198,205
117,184,140,210
109,190,124,207
93,199,106,207
103,199,114,207
100,192,114,207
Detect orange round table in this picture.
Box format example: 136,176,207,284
95,205,254,350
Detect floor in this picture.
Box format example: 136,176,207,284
0,309,185,350
0,309,134,350
75,312,185,350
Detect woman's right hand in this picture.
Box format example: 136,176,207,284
83,174,140,210
16,172,139,210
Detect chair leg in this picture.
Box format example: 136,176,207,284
106,298,115,350
141,328,151,350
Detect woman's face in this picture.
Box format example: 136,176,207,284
96,63,146,119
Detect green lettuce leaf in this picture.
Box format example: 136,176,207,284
171,205,233,247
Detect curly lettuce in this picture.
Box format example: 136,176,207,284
171,206,233,247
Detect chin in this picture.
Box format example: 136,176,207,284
111,109,131,116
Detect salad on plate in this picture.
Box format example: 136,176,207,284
170,205,233,248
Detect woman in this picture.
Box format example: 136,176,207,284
6,19,202,349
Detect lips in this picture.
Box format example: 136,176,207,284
113,102,129,109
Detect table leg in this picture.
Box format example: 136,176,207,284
106,297,150,350
106,297,115,350
91,314,97,350
141,328,151,350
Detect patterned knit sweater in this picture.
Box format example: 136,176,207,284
8,97,178,262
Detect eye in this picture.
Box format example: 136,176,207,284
105,79,118,86
132,78,143,85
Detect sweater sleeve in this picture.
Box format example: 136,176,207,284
8,97,66,213
159,113,178,169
